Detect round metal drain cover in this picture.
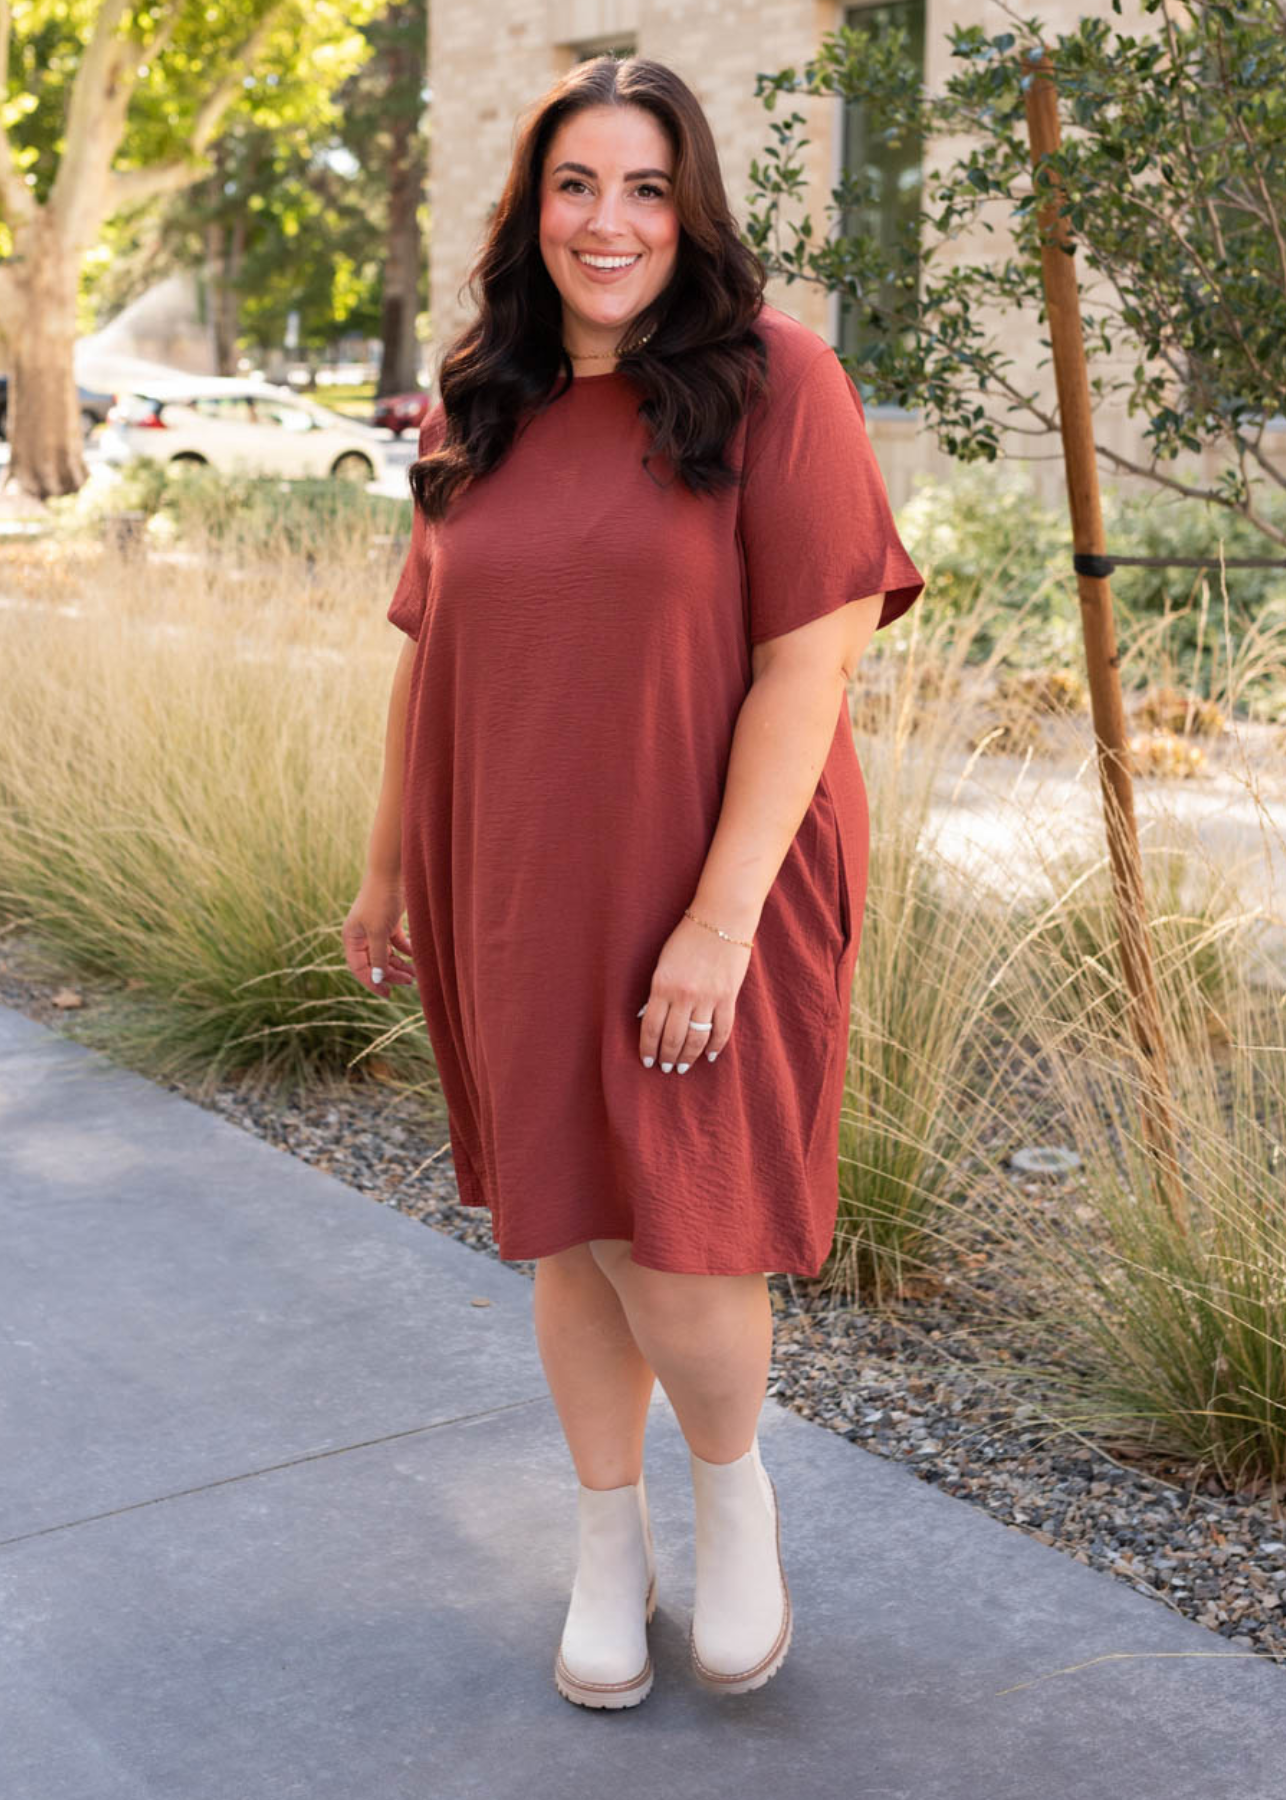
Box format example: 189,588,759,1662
1010,1144,1082,1177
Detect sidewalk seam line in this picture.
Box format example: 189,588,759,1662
0,1392,551,1548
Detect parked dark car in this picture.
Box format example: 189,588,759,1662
372,389,435,436
0,378,114,440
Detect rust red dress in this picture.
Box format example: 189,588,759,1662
385,302,924,1275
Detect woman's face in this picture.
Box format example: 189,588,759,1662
538,104,680,351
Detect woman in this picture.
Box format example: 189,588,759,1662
343,55,924,1710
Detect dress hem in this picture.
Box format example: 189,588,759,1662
489,1225,832,1280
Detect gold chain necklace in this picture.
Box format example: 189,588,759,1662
565,325,655,363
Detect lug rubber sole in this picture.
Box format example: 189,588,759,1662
689,1474,793,1695
554,1568,658,1709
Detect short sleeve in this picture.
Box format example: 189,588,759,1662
386,403,446,641
738,348,925,644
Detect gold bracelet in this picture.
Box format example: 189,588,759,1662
682,906,754,949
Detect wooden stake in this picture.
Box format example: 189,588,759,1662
1022,51,1188,1234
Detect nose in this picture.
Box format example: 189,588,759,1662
586,189,626,235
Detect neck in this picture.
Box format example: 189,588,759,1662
566,343,622,364
563,320,653,367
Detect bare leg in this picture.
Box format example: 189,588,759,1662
587,1240,772,1463
532,1241,658,1489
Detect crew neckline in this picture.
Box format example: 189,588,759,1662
570,368,627,382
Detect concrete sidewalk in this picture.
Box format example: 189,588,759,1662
1,1002,1282,1800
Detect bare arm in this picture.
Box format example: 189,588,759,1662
341,634,419,997
365,633,417,880
691,591,883,941
637,590,884,1071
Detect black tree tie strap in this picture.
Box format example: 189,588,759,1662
1073,551,1286,578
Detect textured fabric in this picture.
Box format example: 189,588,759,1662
386,302,924,1275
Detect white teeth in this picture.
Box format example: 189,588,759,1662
575,252,640,269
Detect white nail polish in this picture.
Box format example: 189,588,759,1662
677,1063,689,1073
661,1062,673,1073
706,1051,718,1061
642,1056,654,1067
636,1004,646,1017
371,967,384,984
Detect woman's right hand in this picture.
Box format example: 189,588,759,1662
342,876,417,997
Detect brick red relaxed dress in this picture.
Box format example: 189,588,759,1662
385,302,925,1276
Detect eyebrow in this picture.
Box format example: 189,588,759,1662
552,161,672,182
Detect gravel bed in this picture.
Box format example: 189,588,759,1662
2,941,1283,1668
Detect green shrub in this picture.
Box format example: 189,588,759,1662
51,456,413,563
896,465,1075,634
156,466,410,559
896,465,1286,704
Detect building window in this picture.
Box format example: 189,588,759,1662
837,1,925,393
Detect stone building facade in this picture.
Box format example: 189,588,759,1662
422,0,1244,509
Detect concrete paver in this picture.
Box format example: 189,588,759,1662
1,1004,1282,1799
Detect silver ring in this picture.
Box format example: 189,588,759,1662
689,1020,714,1031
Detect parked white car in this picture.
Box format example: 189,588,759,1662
99,377,387,484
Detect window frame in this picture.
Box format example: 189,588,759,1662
827,0,926,420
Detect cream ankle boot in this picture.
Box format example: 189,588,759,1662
554,1471,658,1709
689,1432,792,1693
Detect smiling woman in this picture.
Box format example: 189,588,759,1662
345,52,924,1714
540,113,681,369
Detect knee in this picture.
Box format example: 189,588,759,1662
620,1264,769,1336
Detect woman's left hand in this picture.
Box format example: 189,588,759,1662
636,913,752,1072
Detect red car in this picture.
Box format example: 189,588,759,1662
373,389,435,436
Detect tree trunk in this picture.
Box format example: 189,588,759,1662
211,213,245,377
3,232,87,500
378,96,424,398
205,154,245,381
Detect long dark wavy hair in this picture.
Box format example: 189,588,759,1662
408,55,771,521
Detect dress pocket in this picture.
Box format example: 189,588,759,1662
764,788,850,1020
819,777,855,1006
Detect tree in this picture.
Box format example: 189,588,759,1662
745,0,1286,548
337,0,427,398
0,0,380,499
91,0,428,383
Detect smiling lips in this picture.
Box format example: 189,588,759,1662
574,250,642,271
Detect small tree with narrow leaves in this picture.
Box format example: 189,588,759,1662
746,0,1286,548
